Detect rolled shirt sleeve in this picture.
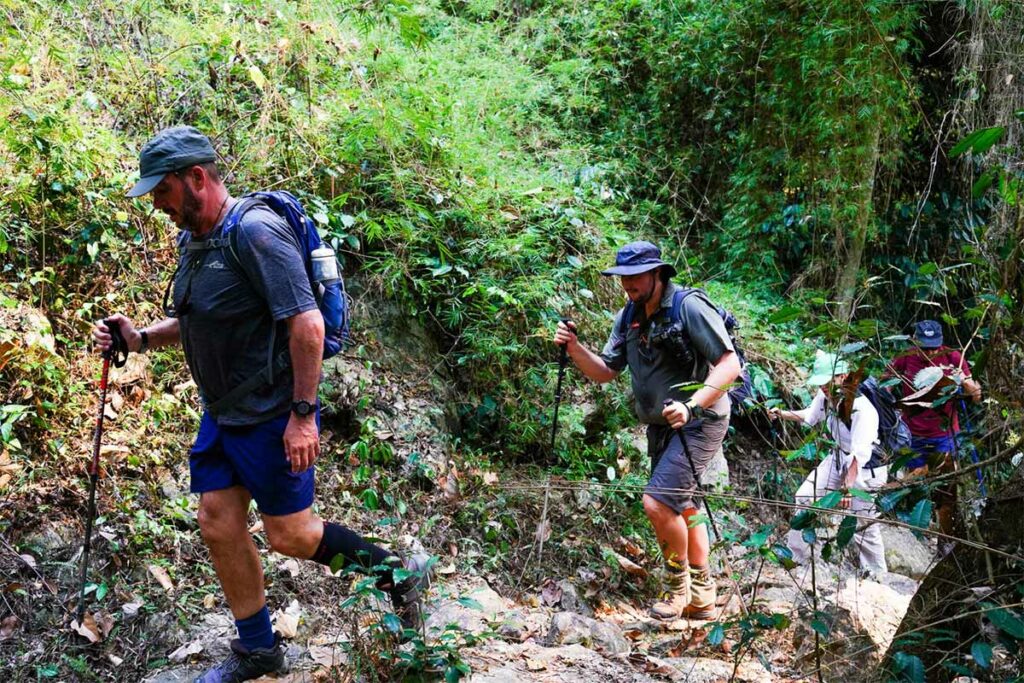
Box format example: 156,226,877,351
599,308,629,372
846,397,880,471
794,390,827,427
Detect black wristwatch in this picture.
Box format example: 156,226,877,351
291,400,315,417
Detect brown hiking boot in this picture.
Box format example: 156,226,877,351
680,564,717,620
650,562,690,620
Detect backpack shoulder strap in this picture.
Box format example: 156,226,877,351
616,301,635,338
669,287,702,324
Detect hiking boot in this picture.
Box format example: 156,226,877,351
193,633,285,683
389,553,432,635
680,565,717,620
650,562,690,620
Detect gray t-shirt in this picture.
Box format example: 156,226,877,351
600,283,733,424
172,203,318,426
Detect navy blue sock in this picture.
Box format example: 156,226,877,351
235,605,274,651
311,522,399,586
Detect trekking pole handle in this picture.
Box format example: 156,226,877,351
103,318,129,368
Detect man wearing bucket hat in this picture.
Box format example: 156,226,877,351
769,350,888,576
888,320,982,539
553,241,742,620
92,126,427,682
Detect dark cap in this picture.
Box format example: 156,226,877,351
126,126,217,197
913,320,944,349
600,241,677,278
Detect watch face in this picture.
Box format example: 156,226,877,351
292,400,313,416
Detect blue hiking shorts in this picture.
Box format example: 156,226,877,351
189,409,318,516
906,434,955,471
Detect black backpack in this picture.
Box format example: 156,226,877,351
859,377,912,469
617,287,754,414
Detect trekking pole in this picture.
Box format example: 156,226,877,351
957,397,987,497
662,400,721,542
662,399,749,617
549,318,573,455
75,319,128,623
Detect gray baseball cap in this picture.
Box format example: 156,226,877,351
126,126,217,197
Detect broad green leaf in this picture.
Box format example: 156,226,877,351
949,126,1005,157
984,603,1024,639
849,488,874,502
767,305,802,324
893,652,924,683
706,623,725,646
801,527,816,545
248,64,267,89
381,612,402,633
815,490,842,510
972,169,997,198
970,640,992,668
790,510,815,530
457,597,484,610
811,619,830,636
908,499,933,531
836,515,857,548
879,488,911,512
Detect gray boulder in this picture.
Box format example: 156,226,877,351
545,612,631,655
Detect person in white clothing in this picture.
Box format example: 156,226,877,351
769,350,888,575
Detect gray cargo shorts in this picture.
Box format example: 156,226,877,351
645,417,729,513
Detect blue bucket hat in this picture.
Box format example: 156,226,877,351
600,241,677,278
913,320,943,349
127,126,217,197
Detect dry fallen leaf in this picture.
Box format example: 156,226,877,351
534,518,551,544
540,579,562,607
18,554,36,569
203,594,217,609
168,640,204,663
278,558,301,577
482,471,499,485
609,550,648,578
525,658,547,672
273,608,300,639
308,645,347,668
0,615,21,641
107,653,124,666
72,614,101,643
95,611,115,638
147,565,174,592
437,563,456,575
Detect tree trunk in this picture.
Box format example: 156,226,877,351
882,463,1024,680
835,121,882,323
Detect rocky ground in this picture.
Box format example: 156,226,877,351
135,522,937,682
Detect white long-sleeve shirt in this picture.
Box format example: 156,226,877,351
794,390,880,476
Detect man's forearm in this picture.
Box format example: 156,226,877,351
138,318,180,352
689,351,741,411
567,342,618,384
288,310,325,402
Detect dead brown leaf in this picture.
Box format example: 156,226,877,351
168,640,203,663
0,615,20,641
540,579,562,607
525,657,547,672
203,594,217,609
609,550,648,578
72,614,101,643
95,611,115,638
147,564,174,592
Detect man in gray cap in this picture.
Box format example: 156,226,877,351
887,320,982,542
553,241,741,620
93,127,427,682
